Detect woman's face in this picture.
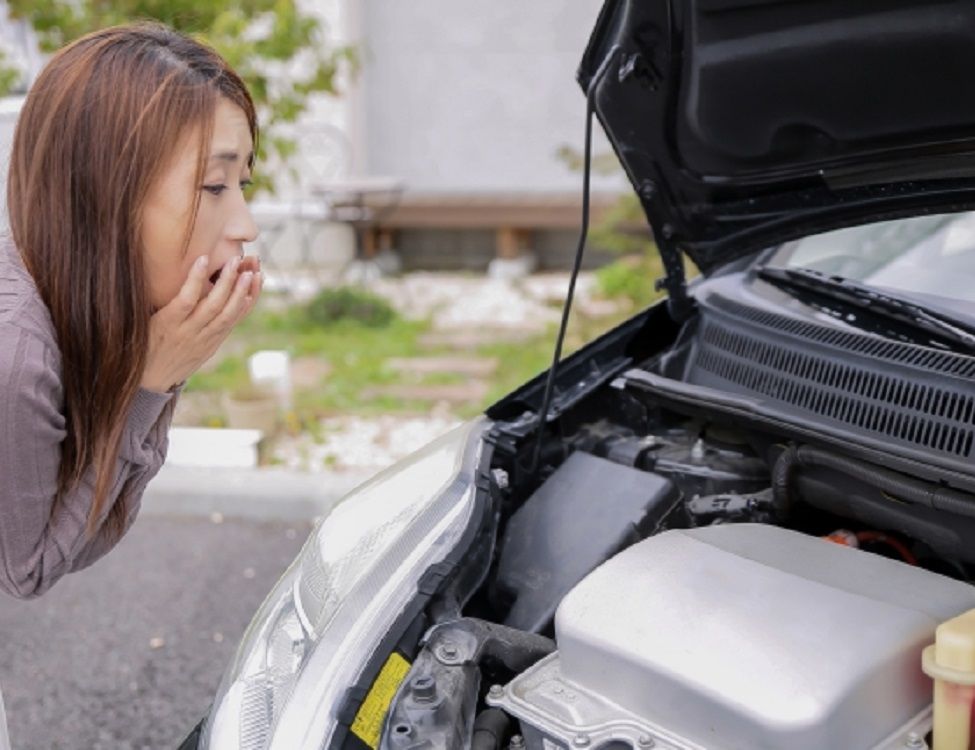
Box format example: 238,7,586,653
141,97,259,310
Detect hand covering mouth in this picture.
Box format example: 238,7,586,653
208,255,259,286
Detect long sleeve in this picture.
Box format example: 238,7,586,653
68,384,180,572
0,324,175,599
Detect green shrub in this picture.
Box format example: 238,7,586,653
594,249,699,309
595,254,661,308
304,286,397,328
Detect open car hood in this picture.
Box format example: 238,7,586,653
580,0,975,282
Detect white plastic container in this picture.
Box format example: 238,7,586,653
247,350,292,409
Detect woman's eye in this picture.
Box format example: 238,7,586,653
202,180,253,196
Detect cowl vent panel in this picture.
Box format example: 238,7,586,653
689,295,975,460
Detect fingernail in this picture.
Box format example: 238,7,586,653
196,255,209,269
231,256,241,270
240,271,253,286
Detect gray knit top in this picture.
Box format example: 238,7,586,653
0,235,178,599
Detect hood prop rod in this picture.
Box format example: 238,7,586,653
529,48,620,474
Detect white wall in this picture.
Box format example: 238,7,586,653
0,10,41,227
357,1,623,193
0,96,22,230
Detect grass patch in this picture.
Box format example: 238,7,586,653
471,333,554,414
188,300,437,417
188,354,248,392
187,273,659,425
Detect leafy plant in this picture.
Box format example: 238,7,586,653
303,286,398,329
0,49,23,94
590,192,657,257
0,0,357,195
594,253,661,308
555,143,700,306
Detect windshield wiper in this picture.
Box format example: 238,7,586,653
756,266,975,353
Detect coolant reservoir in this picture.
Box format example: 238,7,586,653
923,609,975,750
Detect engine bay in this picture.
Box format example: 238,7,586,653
376,293,975,750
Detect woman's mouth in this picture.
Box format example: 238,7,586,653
206,256,260,288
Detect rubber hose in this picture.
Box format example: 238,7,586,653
793,444,975,519
471,709,510,750
771,443,975,520
771,444,799,517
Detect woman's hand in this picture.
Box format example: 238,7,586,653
140,254,263,393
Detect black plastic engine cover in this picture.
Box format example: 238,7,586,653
494,450,679,633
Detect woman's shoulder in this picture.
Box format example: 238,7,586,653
0,235,59,359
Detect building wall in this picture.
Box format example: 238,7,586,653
0,10,40,228
358,1,623,194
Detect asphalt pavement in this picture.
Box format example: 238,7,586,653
0,514,313,750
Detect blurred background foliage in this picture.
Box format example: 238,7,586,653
0,0,357,195
304,286,397,329
0,48,20,93
555,142,683,308
589,191,698,308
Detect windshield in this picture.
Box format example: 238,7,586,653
765,212,975,318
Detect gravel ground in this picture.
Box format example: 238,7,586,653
368,270,619,327
0,515,311,750
275,409,463,474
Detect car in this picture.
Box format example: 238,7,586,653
181,1,975,748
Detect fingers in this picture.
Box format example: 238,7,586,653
176,254,262,338
203,267,255,334
239,266,264,319
167,255,210,319
235,256,263,319
192,255,241,324
238,255,260,275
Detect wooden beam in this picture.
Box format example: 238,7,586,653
495,227,533,259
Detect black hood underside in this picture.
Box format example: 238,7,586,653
580,0,975,276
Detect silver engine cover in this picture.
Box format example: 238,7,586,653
488,524,975,750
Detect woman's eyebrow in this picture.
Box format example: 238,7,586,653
208,150,254,164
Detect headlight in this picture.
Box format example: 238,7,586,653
202,418,488,750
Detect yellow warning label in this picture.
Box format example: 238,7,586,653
350,651,412,748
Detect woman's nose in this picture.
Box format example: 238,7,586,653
228,194,260,244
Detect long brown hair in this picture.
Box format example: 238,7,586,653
6,22,258,540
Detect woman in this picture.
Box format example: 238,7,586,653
2,18,262,591
0,19,263,741
0,21,263,738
